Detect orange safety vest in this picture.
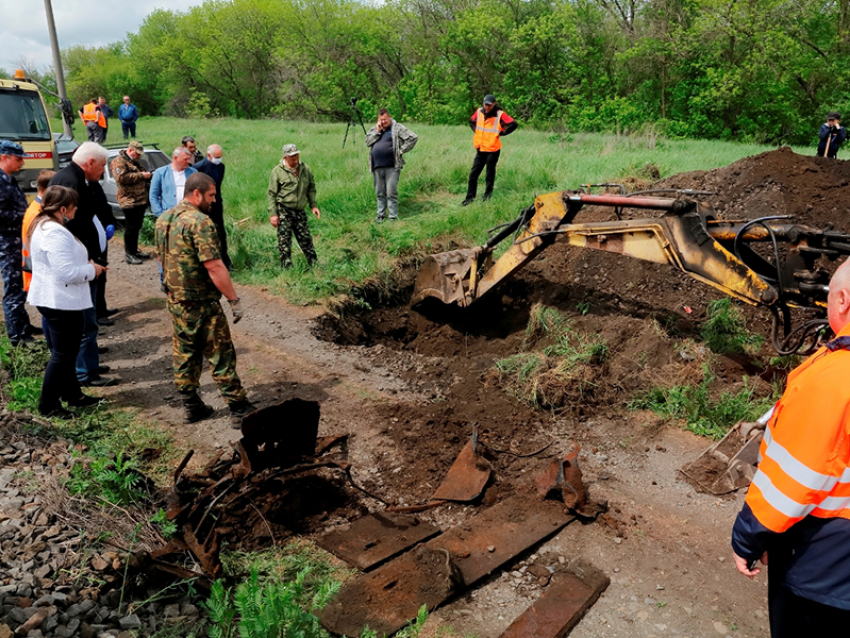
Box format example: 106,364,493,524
473,109,503,152
21,200,40,292
82,103,106,128
744,323,850,533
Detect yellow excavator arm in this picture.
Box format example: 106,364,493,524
413,190,849,354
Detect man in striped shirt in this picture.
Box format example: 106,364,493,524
732,258,850,635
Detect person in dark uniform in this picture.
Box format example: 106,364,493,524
194,144,231,268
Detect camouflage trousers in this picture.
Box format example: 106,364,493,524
166,298,247,403
0,234,29,343
276,206,317,268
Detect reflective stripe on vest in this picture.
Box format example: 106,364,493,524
82,103,98,122
473,109,503,152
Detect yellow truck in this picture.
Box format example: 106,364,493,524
0,70,57,199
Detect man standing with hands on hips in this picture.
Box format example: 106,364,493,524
462,94,517,206
268,144,320,269
364,108,417,223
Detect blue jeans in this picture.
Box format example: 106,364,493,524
0,234,30,343
76,280,100,382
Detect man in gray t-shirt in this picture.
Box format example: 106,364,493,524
364,108,418,222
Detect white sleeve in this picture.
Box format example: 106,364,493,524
43,227,96,285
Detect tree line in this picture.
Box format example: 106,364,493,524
34,0,850,144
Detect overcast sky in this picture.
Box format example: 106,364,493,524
0,0,205,73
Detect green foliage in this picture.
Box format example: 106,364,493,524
700,299,764,355
150,508,178,538
47,0,850,143
67,451,147,507
630,366,775,439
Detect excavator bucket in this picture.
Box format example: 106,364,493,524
680,419,767,495
412,248,480,307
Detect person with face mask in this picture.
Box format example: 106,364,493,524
194,144,231,268
154,172,252,426
26,185,105,418
110,141,153,264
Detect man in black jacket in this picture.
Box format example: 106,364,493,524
194,144,231,268
49,142,118,387
817,112,847,158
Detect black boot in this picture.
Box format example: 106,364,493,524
228,399,256,429
181,391,214,424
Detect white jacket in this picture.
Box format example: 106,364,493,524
27,220,96,310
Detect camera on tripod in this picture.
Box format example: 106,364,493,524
349,97,358,106
343,97,366,148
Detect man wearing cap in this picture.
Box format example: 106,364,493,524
0,141,38,346
118,96,139,140
817,112,846,159
110,141,153,264
462,94,517,206
364,108,418,223
267,144,320,269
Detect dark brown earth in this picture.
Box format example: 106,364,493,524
29,148,850,637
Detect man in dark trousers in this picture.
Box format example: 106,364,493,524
194,144,231,269
0,141,40,346
462,94,517,206
48,142,117,387
817,112,846,158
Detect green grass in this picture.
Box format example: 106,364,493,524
59,116,804,305
629,366,775,439
700,298,764,356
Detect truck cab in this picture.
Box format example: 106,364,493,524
0,70,57,199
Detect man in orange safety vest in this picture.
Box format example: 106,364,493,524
462,94,517,206
732,258,850,635
79,99,106,144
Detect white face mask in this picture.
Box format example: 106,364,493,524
210,157,223,165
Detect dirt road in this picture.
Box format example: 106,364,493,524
83,236,771,638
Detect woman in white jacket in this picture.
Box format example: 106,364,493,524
27,186,105,418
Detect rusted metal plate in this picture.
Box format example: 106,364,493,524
432,439,492,502
429,495,573,585
320,495,574,637
319,546,460,638
315,513,441,571
499,562,609,638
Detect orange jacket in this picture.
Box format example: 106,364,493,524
82,103,106,128
744,322,850,533
22,199,40,291
472,109,504,152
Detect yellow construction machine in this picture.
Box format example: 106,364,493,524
413,188,850,355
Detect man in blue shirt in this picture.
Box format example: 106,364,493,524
118,96,139,140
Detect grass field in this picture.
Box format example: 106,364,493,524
61,117,808,305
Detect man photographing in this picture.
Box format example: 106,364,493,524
816,112,846,158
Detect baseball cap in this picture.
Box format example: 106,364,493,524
828,112,842,121
483,94,496,105
282,144,300,157
0,141,29,158
128,141,145,154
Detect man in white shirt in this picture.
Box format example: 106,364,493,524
150,147,197,216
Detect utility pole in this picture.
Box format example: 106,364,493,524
43,0,72,136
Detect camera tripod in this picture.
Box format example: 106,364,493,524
342,98,367,148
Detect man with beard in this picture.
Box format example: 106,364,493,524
154,172,252,426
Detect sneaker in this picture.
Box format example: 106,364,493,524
134,251,152,260
388,217,398,222
125,254,143,265
229,399,256,428
462,198,474,206
97,317,115,326
376,217,385,224
96,365,111,374
81,376,119,388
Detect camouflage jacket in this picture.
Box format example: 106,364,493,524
267,161,317,215
155,201,222,302
111,151,150,208
0,170,27,235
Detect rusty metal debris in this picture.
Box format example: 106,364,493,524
535,446,607,519
146,399,354,581
431,428,492,502
499,561,610,638
316,513,441,571
320,494,574,637
681,419,767,495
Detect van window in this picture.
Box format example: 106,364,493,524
0,90,51,141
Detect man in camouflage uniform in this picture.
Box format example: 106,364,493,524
0,141,37,346
267,144,321,268
154,172,253,426
110,140,152,264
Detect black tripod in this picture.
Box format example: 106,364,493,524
342,98,367,148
